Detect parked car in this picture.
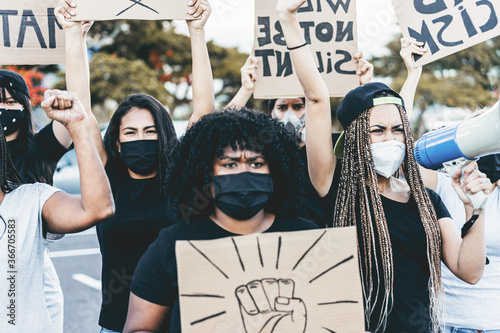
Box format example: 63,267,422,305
53,120,189,195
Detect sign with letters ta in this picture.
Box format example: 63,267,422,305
0,0,64,65
254,0,359,99
392,0,500,66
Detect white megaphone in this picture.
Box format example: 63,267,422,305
414,101,500,209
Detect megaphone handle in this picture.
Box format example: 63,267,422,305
442,157,488,210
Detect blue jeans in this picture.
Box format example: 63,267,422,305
100,328,120,333
445,327,500,333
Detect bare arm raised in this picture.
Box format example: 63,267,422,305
399,37,426,121
277,0,334,197
55,1,106,163
186,0,215,127
41,90,114,233
227,56,259,109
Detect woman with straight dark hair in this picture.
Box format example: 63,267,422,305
56,0,214,331
102,93,176,193
1,70,57,184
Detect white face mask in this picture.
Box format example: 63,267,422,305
371,140,406,178
277,110,305,142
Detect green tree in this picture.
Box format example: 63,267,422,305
372,35,500,136
86,20,248,117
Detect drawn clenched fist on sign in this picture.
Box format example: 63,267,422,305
235,279,306,333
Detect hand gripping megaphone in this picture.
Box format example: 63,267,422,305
414,101,500,209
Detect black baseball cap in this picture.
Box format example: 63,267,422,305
0,70,30,98
334,82,405,158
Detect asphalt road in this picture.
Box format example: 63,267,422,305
47,227,103,333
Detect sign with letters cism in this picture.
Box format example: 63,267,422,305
254,0,359,99
393,0,500,66
177,227,365,333
0,0,64,65
71,0,191,21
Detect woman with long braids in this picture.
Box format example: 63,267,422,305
277,1,491,332
56,0,214,331
0,89,114,333
306,75,490,331
0,41,91,331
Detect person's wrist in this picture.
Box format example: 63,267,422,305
66,118,90,137
407,65,422,75
464,202,476,215
65,24,82,34
242,84,254,92
188,24,205,34
65,26,85,41
276,10,296,22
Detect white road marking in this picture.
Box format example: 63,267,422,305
72,274,101,291
49,248,100,258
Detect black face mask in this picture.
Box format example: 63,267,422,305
478,153,500,184
120,140,159,176
213,172,274,221
0,108,24,136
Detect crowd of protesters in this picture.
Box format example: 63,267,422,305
0,0,498,332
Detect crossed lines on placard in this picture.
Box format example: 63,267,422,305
116,0,159,16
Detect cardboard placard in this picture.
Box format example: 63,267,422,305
392,0,500,66
176,227,364,333
0,0,65,65
254,0,359,99
71,0,192,21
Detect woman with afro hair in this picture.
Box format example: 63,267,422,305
124,107,318,333
123,0,334,329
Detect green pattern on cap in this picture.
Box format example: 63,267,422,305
373,96,402,106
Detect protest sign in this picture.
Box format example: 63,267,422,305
71,0,192,21
254,0,359,99
392,0,500,66
0,0,65,65
176,227,364,333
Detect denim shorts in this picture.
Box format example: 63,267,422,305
445,327,500,333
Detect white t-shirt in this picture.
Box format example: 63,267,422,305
437,172,500,330
0,183,60,333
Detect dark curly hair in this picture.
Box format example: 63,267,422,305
167,107,305,223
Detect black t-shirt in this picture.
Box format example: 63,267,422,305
7,122,69,184
298,133,341,228
331,162,451,333
376,189,450,333
96,159,177,331
130,216,318,333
